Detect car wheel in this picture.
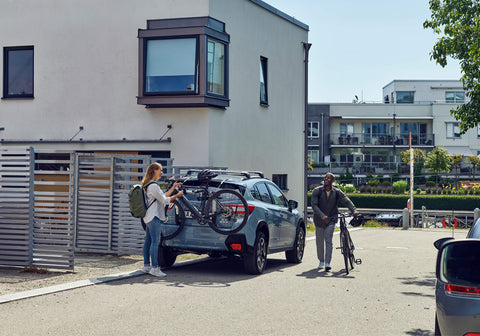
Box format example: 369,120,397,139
243,231,267,275
285,225,305,263
158,245,177,268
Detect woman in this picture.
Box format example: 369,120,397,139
141,162,183,277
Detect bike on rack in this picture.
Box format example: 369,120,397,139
336,213,364,275
163,169,250,238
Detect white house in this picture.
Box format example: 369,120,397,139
0,0,309,207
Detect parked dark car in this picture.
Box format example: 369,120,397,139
434,217,480,335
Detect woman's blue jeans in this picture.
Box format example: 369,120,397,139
143,216,162,267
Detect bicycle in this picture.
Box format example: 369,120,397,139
336,213,363,275
163,169,249,238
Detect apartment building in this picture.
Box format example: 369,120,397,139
308,80,479,186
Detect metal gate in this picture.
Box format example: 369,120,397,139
0,147,75,270
0,148,176,270
74,153,153,253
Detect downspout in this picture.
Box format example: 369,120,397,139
303,42,312,220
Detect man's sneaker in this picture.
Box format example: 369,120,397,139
141,265,151,273
149,267,166,277
318,261,324,269
325,263,331,271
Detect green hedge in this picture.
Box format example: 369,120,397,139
307,192,480,211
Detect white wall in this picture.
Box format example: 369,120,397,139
0,0,308,206
208,0,308,205
382,80,465,103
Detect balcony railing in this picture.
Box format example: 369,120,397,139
330,133,435,146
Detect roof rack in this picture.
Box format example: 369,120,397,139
185,169,264,180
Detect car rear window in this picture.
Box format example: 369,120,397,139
441,242,480,287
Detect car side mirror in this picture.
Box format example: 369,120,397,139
288,200,298,212
433,237,454,250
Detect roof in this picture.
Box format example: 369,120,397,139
249,0,309,31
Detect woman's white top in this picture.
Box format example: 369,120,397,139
143,183,171,223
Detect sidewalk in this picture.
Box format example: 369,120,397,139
0,253,204,303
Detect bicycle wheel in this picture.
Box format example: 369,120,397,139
162,199,185,240
346,231,356,269
340,230,350,274
206,189,249,234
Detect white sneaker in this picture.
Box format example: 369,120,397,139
141,265,151,273
149,267,166,277
318,261,324,269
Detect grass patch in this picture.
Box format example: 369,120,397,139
363,220,389,228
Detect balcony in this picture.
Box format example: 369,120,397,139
330,133,435,147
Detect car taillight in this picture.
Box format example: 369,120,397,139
224,204,255,215
230,243,242,251
464,333,480,336
445,284,480,297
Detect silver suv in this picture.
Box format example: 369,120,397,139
434,218,480,335
158,170,306,274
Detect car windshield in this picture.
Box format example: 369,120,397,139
441,242,480,287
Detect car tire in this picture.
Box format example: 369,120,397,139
243,231,267,275
285,225,305,263
158,245,177,268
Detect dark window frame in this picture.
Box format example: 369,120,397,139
137,17,230,109
2,46,34,99
143,36,200,96
260,56,268,106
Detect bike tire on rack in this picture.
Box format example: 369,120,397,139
206,189,249,234
162,199,186,240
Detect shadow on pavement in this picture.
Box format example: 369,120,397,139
100,256,299,288
296,268,355,279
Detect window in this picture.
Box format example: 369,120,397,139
396,91,414,104
308,121,319,138
340,123,354,136
3,46,34,98
251,183,272,204
272,174,288,191
446,122,461,138
207,39,225,96
362,122,388,143
145,38,197,94
267,183,287,207
446,91,465,103
308,149,319,164
260,57,268,105
138,17,229,108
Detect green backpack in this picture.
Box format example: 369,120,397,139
128,181,156,218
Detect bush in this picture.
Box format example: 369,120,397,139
368,179,380,186
392,180,408,194
426,181,435,187
338,183,356,193
416,188,422,194
382,181,391,187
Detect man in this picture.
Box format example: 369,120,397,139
311,173,359,271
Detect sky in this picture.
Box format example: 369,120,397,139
265,0,462,103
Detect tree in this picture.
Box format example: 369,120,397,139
449,154,463,187
423,0,480,133
467,155,480,180
425,147,452,186
400,148,426,183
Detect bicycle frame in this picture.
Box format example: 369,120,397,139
336,213,362,275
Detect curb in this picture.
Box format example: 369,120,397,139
0,257,208,304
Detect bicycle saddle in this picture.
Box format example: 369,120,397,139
197,169,218,181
